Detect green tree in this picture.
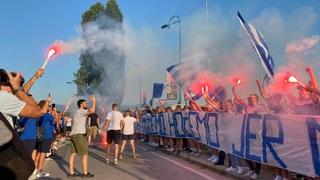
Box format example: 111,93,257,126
74,0,126,102
105,0,123,23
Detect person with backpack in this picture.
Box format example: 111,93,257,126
34,103,55,178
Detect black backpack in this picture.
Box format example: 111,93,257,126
0,112,35,180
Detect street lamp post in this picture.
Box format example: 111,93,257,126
134,64,142,107
161,15,182,104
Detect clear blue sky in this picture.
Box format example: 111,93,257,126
0,0,319,105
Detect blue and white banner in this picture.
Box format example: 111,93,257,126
166,60,206,87
136,111,320,177
237,11,275,79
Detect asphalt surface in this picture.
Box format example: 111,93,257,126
32,140,233,180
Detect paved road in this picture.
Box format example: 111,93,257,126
33,140,232,180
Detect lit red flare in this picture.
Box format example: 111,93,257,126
287,75,298,83
285,75,306,88
236,78,242,85
41,44,62,69
201,85,209,95
46,44,62,60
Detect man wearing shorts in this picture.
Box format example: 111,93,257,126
120,110,138,159
34,103,55,178
101,103,123,165
68,96,95,178
87,113,99,146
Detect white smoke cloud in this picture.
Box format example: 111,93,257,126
285,36,320,54
55,19,132,56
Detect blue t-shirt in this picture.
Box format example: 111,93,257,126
39,113,54,140
19,117,37,140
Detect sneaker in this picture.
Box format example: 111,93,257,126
119,154,123,160
82,172,94,178
189,150,197,155
114,159,118,165
237,167,244,175
211,157,219,163
36,172,50,178
106,158,110,164
274,175,282,180
133,156,137,159
207,155,216,161
67,173,79,178
32,169,38,175
245,170,254,177
194,152,200,157
225,167,237,173
250,173,258,180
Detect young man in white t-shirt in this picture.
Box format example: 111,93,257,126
120,110,138,159
101,103,124,165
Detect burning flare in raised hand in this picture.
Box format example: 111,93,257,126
201,85,209,95
285,75,306,88
47,48,56,59
236,78,242,86
41,44,62,69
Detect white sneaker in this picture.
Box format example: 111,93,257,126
119,154,123,160
245,170,254,177
225,167,237,173
211,157,219,163
114,159,118,165
237,167,244,175
36,172,50,178
207,155,216,161
189,150,195,155
274,175,282,180
32,169,38,175
106,158,110,164
250,173,258,180
194,152,200,157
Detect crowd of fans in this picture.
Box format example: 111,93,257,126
135,67,320,180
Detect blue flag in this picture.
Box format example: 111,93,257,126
237,11,275,79
166,59,206,87
152,83,164,99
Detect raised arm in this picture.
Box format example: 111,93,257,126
306,66,318,89
23,68,44,93
7,72,45,118
88,95,96,114
232,85,246,106
203,88,221,110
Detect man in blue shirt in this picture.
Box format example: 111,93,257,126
20,117,38,158
34,102,55,178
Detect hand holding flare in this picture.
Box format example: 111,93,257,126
285,75,306,88
201,85,209,97
236,78,242,86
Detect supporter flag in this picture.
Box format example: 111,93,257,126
152,83,164,99
237,11,275,80
166,59,206,87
